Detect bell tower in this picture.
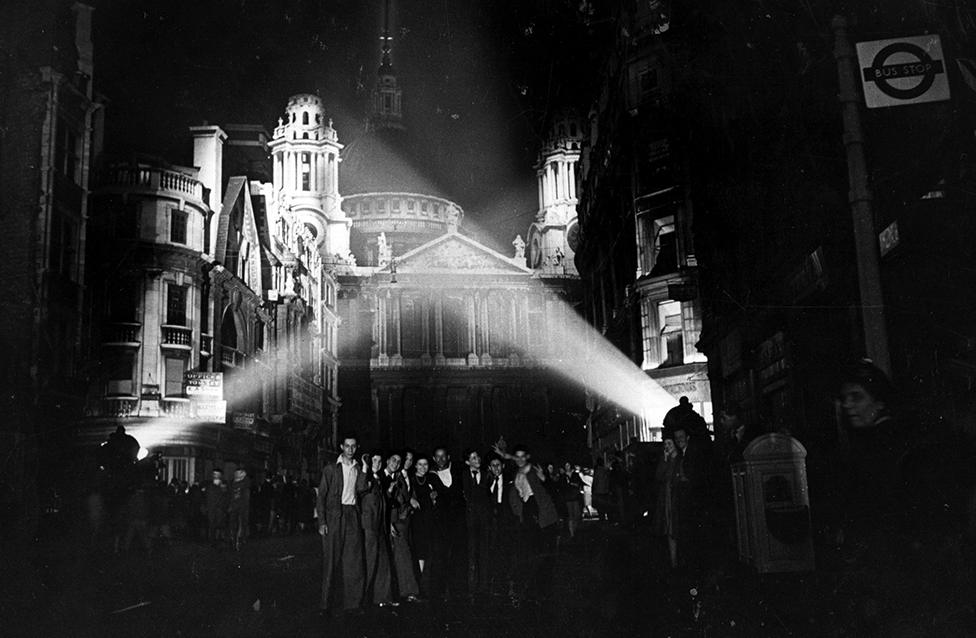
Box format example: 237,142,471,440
527,111,582,274
269,93,349,258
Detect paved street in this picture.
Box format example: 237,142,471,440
3,518,974,637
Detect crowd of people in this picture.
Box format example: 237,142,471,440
315,435,598,616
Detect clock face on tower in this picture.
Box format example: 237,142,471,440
567,222,580,252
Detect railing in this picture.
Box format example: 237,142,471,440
221,345,247,368
200,333,213,357
102,165,204,201
161,397,191,417
161,324,192,348
101,397,137,418
102,322,141,345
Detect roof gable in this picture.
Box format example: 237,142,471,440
388,232,532,275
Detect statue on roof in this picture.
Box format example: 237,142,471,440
512,234,526,260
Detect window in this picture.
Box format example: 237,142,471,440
384,94,393,111
392,199,400,211
170,209,187,244
301,152,311,191
640,298,658,370
164,356,185,396
636,212,676,277
407,200,415,211
650,229,678,277
54,118,81,183
106,351,135,396
302,111,309,125
421,201,429,214
658,300,683,366
166,284,187,326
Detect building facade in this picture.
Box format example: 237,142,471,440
79,112,341,481
574,1,710,457
0,1,103,534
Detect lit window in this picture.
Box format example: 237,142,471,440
658,300,683,366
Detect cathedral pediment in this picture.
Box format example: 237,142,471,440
386,232,533,275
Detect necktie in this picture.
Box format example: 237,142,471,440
472,470,478,483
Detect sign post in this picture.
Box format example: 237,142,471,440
832,16,892,375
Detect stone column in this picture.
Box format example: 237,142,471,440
434,294,445,365
466,293,478,365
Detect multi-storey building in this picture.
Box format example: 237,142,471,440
0,2,103,533
78,111,339,481
574,1,710,456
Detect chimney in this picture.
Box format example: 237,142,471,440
189,124,227,255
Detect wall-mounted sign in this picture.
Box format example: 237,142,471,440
879,220,901,257
193,400,227,423
856,35,950,108
185,371,223,398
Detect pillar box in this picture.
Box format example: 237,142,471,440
734,433,815,573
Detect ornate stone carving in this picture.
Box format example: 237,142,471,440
405,240,514,271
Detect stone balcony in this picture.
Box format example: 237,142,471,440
102,322,141,347
221,345,247,368
101,163,205,203
161,324,193,350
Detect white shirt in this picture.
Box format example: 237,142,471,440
491,474,504,504
338,455,358,505
436,464,453,488
514,465,534,502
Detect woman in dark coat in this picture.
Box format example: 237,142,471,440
409,455,437,576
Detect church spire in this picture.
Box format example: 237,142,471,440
368,0,404,131
379,0,393,72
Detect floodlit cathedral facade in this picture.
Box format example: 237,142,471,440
333,19,586,459
75,6,588,476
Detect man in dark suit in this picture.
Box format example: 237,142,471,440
462,448,492,598
484,454,517,597
502,443,559,604
317,434,365,616
431,445,465,600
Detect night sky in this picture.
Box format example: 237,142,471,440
88,0,592,251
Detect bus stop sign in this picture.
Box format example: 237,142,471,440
856,35,950,108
